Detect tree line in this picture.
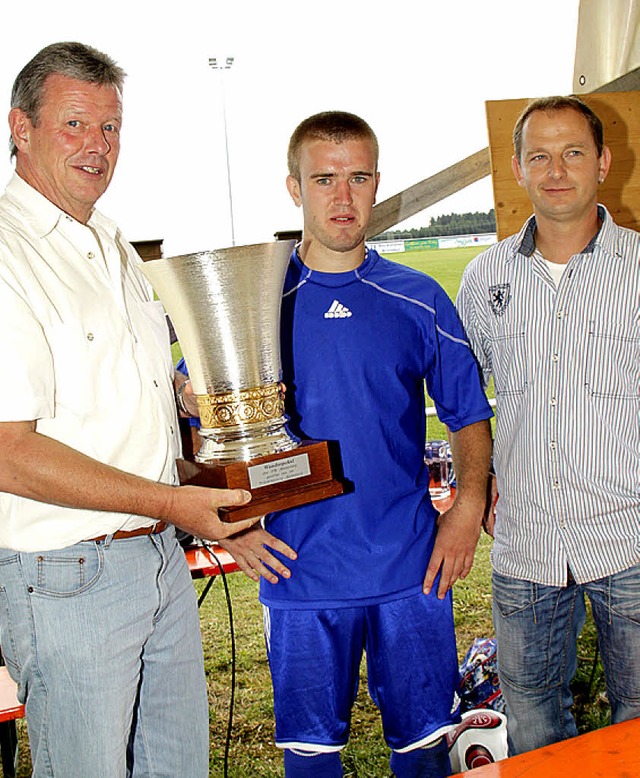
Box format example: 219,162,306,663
373,209,496,240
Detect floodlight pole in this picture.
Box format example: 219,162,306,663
208,56,236,246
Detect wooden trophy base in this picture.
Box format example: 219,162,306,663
177,440,344,522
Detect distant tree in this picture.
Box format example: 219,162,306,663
372,209,496,241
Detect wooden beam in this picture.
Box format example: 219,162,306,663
367,148,491,238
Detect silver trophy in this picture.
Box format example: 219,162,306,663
142,240,297,463
142,241,343,521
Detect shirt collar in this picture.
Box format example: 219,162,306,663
514,204,618,262
5,172,117,240
291,245,377,282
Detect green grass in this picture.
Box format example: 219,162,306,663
12,246,607,776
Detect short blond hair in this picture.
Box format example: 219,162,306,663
288,111,379,181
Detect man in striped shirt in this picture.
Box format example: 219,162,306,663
456,96,640,755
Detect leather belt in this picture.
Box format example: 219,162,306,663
88,522,168,543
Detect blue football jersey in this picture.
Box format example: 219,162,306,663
259,248,492,608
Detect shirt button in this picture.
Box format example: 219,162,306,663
87,251,95,260
550,398,557,406
86,332,94,341
153,380,158,387
557,310,564,319
550,441,556,449
552,353,559,362
170,426,174,435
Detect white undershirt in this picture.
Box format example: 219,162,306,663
541,256,569,286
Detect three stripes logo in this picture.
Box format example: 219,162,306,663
324,300,352,319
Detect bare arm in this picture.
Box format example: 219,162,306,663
0,421,259,541
423,419,492,599
219,525,298,584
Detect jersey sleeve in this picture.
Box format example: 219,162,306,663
425,283,492,432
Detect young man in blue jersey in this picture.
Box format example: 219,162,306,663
456,96,640,755
221,111,493,777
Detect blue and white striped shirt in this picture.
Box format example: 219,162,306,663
457,206,640,586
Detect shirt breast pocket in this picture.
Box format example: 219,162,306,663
585,322,640,400
47,320,98,415
491,323,527,397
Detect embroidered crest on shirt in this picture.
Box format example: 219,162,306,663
324,300,352,319
488,284,511,317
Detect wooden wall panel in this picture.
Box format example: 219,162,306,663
486,92,640,240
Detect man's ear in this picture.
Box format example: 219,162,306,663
286,175,302,207
598,145,612,184
511,154,525,188
9,108,32,153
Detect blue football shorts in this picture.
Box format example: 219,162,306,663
263,590,461,753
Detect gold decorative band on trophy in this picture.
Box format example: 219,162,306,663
196,382,285,429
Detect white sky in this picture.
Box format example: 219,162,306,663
0,0,580,256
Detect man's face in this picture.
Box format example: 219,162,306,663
287,137,379,260
10,73,122,223
512,107,610,225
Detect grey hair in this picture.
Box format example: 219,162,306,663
9,41,126,159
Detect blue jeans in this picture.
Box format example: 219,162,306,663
0,527,209,777
492,564,640,755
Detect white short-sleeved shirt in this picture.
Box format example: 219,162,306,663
0,174,181,551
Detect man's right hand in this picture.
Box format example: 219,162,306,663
165,485,261,541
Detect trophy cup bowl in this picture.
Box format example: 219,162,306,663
141,241,343,521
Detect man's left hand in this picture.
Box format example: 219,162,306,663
423,501,482,599
219,525,297,584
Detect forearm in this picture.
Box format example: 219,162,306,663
424,419,492,598
0,421,174,519
448,419,492,508
0,421,258,540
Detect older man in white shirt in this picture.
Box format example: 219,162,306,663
0,41,258,777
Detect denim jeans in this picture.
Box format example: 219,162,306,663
0,526,209,777
492,564,640,755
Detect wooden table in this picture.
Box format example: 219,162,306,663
451,717,640,777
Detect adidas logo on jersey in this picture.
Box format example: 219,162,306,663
324,300,352,319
